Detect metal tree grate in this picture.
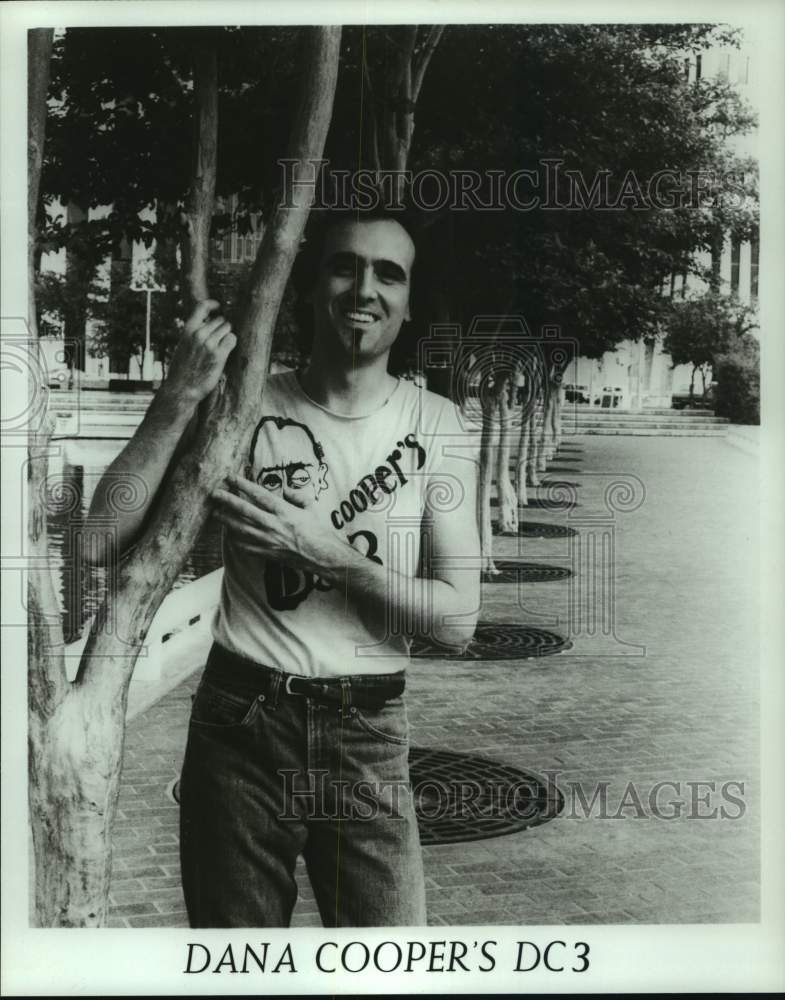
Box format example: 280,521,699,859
482,561,572,583
490,497,580,511
411,622,572,659
524,497,580,510
409,746,563,844
168,749,564,844
494,521,578,538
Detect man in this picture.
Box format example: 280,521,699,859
88,208,480,927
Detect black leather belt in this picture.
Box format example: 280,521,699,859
206,643,405,712
283,672,404,711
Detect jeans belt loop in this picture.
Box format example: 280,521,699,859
267,670,283,711
339,677,353,720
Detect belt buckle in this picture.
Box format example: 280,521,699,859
285,674,304,696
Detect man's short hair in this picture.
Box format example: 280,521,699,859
290,205,428,374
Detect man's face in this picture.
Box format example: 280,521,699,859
309,219,415,364
250,421,328,508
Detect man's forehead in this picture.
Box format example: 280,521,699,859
321,218,416,270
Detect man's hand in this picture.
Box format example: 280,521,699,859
212,474,347,580
162,299,237,407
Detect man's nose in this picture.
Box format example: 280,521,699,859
353,264,377,302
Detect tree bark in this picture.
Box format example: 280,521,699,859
27,25,342,927
524,406,541,487
495,375,518,533
514,366,531,507
536,376,551,473
478,386,500,576
181,43,218,310
377,26,445,202
542,366,561,461
524,354,546,485
27,29,52,341
26,26,80,925
552,378,563,451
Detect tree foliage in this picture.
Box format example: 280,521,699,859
713,332,760,424
662,288,758,400
40,23,759,369
412,23,757,354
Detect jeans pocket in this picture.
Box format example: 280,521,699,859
352,697,409,746
190,679,263,729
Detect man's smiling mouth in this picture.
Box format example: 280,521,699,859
343,309,379,325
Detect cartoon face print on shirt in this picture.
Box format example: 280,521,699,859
247,416,329,508
244,415,331,611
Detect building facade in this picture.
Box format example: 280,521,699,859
561,41,758,410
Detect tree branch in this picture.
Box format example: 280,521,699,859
182,42,218,309
411,24,445,104
76,26,342,700
361,41,382,178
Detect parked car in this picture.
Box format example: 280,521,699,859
595,385,624,408
564,383,591,404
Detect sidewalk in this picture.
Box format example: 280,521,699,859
106,434,759,927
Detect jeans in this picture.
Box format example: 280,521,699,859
179,644,427,927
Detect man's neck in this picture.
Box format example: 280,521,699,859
300,348,398,416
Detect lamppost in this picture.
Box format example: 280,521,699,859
130,267,165,382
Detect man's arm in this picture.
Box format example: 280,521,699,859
212,448,481,651
84,300,236,564
336,452,481,649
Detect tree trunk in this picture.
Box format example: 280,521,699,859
552,379,563,451
63,201,91,382
478,386,501,576
544,367,561,459
26,26,79,925
536,376,551,473
514,368,531,507
524,406,541,486
27,29,52,342
27,26,342,927
495,375,518,533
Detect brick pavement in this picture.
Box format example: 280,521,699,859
107,435,759,927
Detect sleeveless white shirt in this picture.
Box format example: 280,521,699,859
212,371,469,677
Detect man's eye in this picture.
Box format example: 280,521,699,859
288,471,311,488
332,262,355,276
260,473,283,490
376,268,405,284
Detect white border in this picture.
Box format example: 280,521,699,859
2,0,784,995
